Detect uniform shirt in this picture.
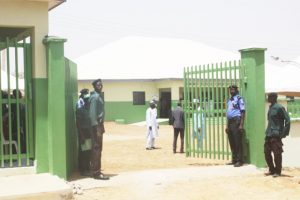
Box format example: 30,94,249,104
89,91,105,126
76,98,84,109
226,94,245,119
172,106,184,129
76,105,91,129
265,103,290,138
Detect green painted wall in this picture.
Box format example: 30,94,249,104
65,58,78,179
240,48,266,167
33,78,49,173
105,101,148,124
104,100,178,124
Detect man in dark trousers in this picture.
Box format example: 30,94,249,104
264,93,290,177
89,79,109,180
75,89,91,176
226,85,245,167
172,102,185,153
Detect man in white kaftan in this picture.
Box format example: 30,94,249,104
146,101,158,150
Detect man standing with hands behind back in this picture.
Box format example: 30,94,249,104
89,79,109,180
226,85,245,167
264,93,290,177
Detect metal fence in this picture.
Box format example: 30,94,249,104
0,36,33,167
288,100,300,119
184,60,244,160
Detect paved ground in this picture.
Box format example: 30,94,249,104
69,122,300,200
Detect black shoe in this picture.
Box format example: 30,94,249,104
93,173,110,180
234,162,243,167
146,147,152,150
151,147,156,149
272,173,281,178
264,171,275,176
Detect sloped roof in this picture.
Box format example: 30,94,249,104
76,36,300,96
265,57,300,96
75,36,239,80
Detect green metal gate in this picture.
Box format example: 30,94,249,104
0,35,34,167
184,60,245,161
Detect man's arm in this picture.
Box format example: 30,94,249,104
280,107,290,138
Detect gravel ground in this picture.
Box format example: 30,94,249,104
70,122,300,200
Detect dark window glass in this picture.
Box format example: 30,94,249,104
133,91,145,105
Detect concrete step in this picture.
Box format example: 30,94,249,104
0,173,73,200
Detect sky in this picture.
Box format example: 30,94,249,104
49,0,300,63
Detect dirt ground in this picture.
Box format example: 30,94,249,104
72,122,300,200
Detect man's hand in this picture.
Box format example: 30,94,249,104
157,125,159,130
79,134,85,145
239,125,245,134
225,128,229,134
149,126,152,131
198,127,201,132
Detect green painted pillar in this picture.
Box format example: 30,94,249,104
43,36,68,179
239,48,266,167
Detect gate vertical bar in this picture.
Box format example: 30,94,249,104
198,65,203,157
212,63,216,158
0,48,3,167
216,63,220,159
220,62,225,159
184,68,189,156
203,64,208,158
224,61,230,160
191,66,196,157
6,38,13,166
195,65,200,157
207,63,212,158
14,38,21,166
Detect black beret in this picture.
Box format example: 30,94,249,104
228,85,238,89
268,92,278,98
92,79,102,86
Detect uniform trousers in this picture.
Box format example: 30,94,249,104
173,128,184,152
264,137,283,175
90,124,104,176
227,117,243,163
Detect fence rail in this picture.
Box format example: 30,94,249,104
184,60,243,160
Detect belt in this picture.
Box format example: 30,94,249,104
228,117,240,121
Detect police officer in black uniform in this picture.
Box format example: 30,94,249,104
225,85,246,167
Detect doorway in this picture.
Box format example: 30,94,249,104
159,89,171,118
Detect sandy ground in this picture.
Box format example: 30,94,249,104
71,122,300,200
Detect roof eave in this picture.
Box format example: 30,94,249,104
48,0,66,11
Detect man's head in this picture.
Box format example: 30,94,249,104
150,100,156,109
12,89,22,98
228,85,238,96
177,101,182,107
79,88,89,98
267,92,278,104
92,79,103,93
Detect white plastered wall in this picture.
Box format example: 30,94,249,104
0,0,49,78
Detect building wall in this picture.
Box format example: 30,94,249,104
78,79,184,123
0,0,48,78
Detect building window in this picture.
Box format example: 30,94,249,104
133,91,145,105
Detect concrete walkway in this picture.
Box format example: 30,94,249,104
70,165,261,190
0,173,72,200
